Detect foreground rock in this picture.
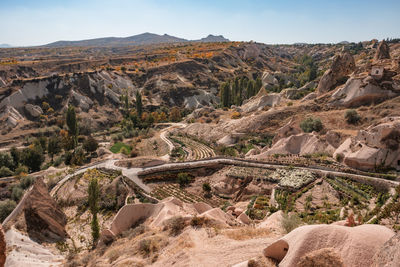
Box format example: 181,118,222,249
317,52,355,93
264,224,394,267
0,225,5,267
334,116,400,171
24,179,67,241
372,232,400,266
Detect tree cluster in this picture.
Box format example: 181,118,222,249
220,76,263,108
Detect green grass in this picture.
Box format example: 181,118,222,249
110,142,131,154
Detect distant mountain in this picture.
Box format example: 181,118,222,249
195,34,230,43
43,32,229,47
0,44,11,48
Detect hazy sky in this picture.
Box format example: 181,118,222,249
1,0,399,46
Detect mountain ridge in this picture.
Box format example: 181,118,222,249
43,32,230,47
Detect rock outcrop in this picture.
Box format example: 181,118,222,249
372,232,400,267
330,76,396,107
241,92,282,113
271,119,301,145
102,197,242,240
257,133,334,157
0,225,5,267
317,52,355,93
334,116,400,171
374,40,390,60
264,224,394,267
0,105,24,128
24,178,67,241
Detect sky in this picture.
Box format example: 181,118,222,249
1,0,399,46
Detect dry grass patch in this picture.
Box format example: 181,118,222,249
222,227,271,240
248,255,277,267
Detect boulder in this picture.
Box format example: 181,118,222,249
317,52,355,93
0,225,5,267
372,232,400,267
374,40,390,60
237,212,251,225
264,224,394,267
24,104,43,118
330,76,396,107
217,134,237,146
24,178,67,241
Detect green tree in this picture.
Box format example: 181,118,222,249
220,82,231,108
88,176,100,245
21,147,44,172
48,136,61,162
66,105,78,149
135,91,143,119
300,117,323,133
0,152,14,171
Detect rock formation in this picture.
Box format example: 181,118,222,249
330,76,396,107
334,116,400,171
256,133,335,157
374,40,391,60
317,52,355,93
264,224,394,267
0,225,6,267
372,232,400,266
24,178,67,241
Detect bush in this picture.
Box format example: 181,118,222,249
20,176,34,189
0,166,13,177
0,200,16,221
165,216,186,236
300,117,323,133
11,186,24,201
177,172,192,187
345,109,361,124
281,213,302,233
21,147,45,172
202,183,211,193
83,136,99,153
14,165,28,176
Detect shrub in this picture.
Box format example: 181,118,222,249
0,200,16,221
345,109,360,124
335,153,344,162
0,166,13,177
138,238,158,256
177,172,192,187
231,111,241,119
281,213,302,233
14,165,28,176
202,183,211,193
165,216,186,236
83,136,99,153
20,176,34,189
300,117,323,133
11,186,24,201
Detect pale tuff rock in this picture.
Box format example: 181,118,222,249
24,104,43,118
317,52,355,93
374,40,391,61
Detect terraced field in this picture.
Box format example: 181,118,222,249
150,183,226,207
170,135,216,160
